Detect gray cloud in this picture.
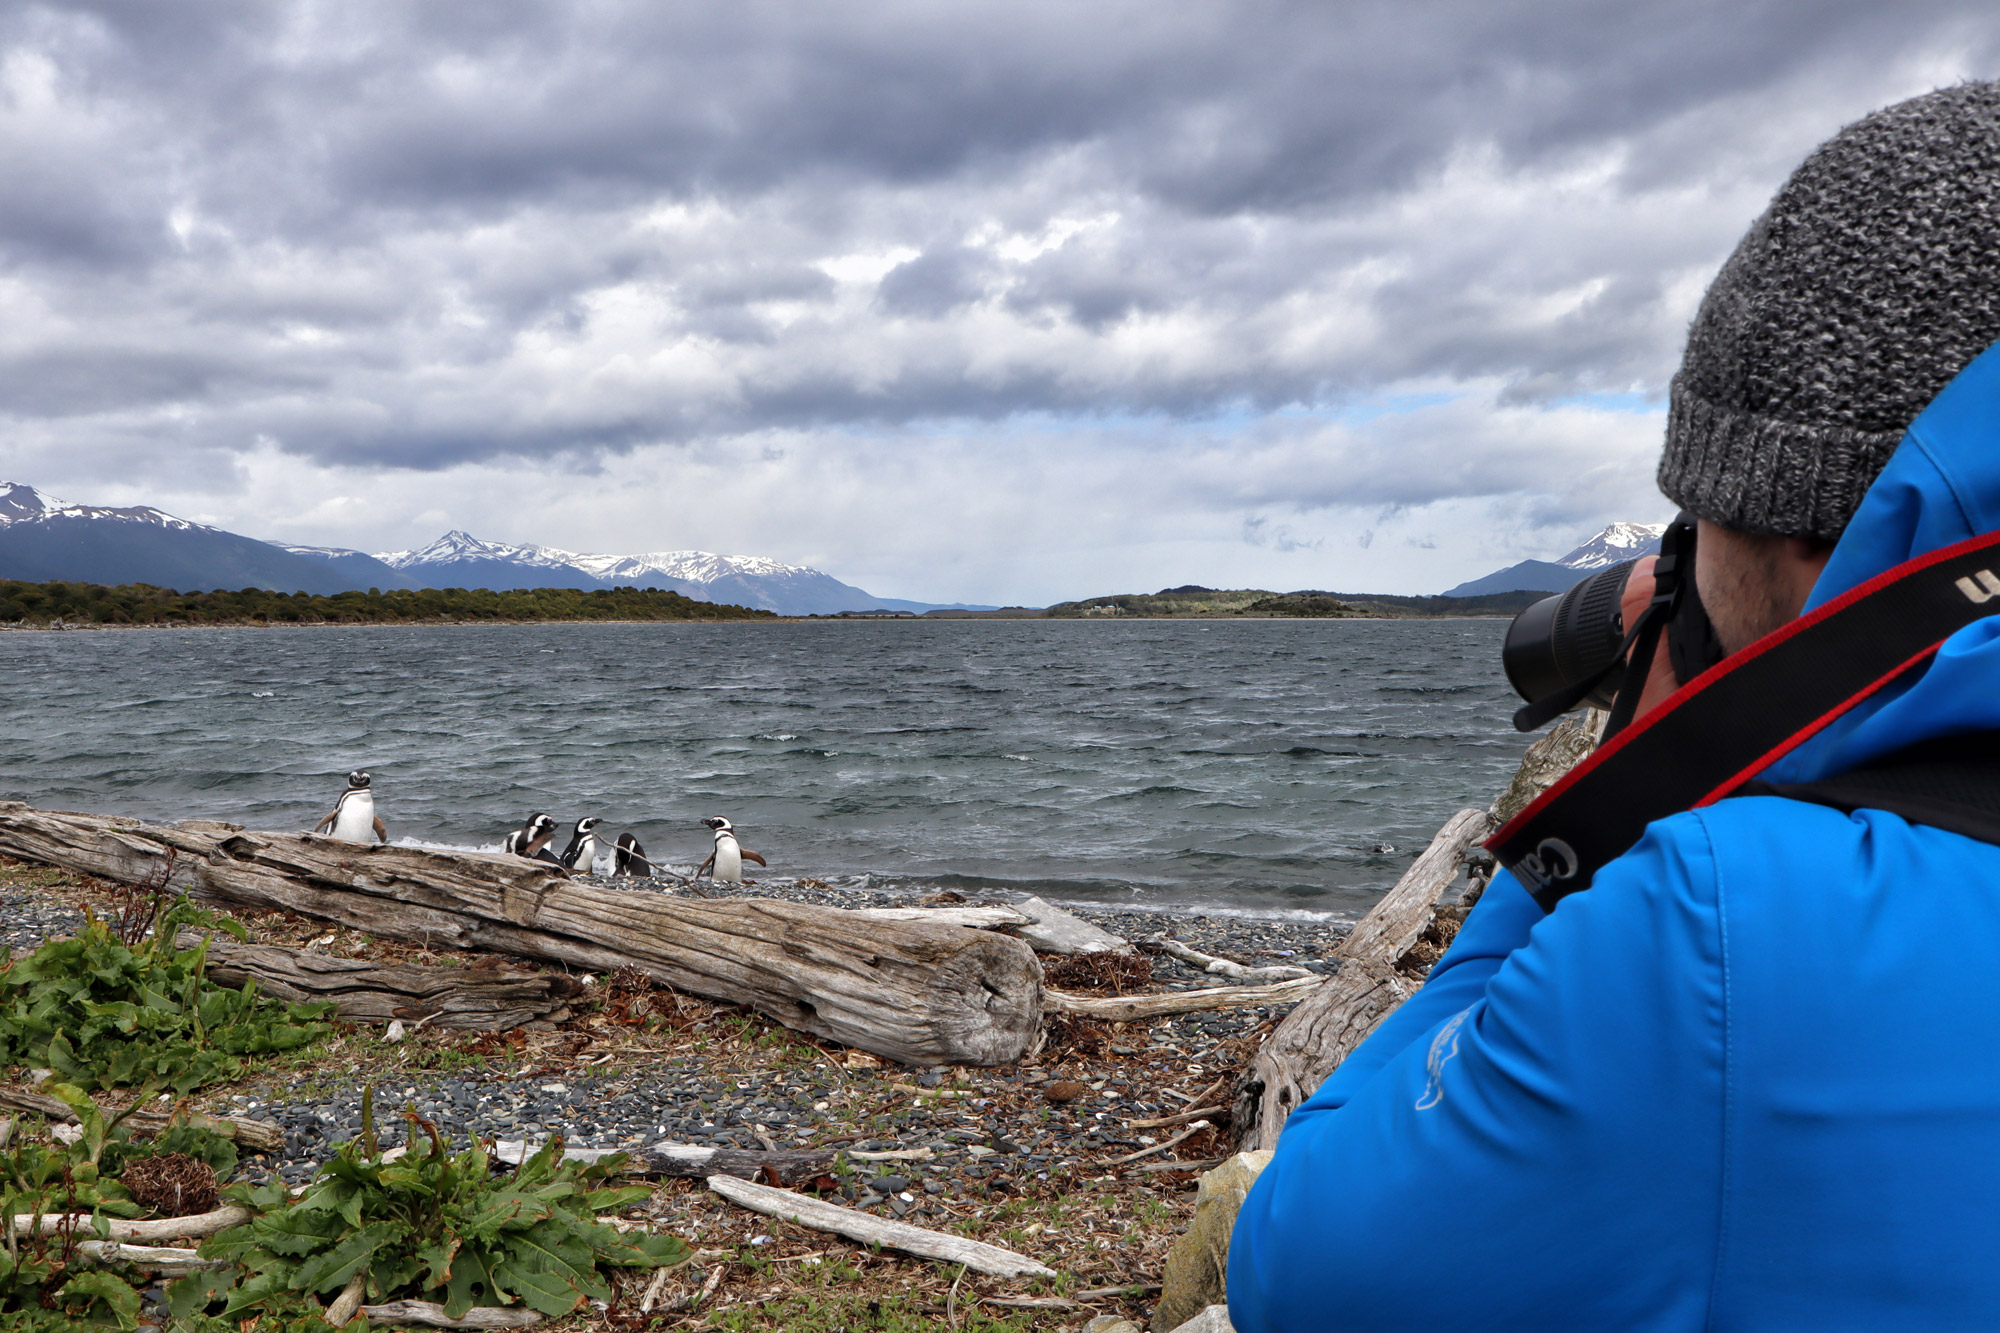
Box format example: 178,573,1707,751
4,1,1999,597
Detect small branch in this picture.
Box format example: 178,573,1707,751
325,1272,369,1326
1154,938,1313,984
1047,976,1322,1020
1125,1104,1225,1130
0,1087,283,1153
358,1302,542,1329
706,1174,1055,1279
74,1240,229,1277
10,1204,249,1242
1101,1120,1212,1167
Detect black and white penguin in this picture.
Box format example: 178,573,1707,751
559,817,608,872
613,833,650,877
695,816,766,885
502,813,563,866
313,771,386,844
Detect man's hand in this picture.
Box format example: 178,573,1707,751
1619,555,1681,723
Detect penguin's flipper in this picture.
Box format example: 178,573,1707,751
312,808,339,836
534,847,565,867
694,852,716,880
742,849,767,867
373,816,388,844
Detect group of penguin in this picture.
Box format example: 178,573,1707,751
312,770,766,887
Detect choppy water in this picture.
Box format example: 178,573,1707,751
0,619,1531,921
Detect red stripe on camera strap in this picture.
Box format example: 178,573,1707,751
1488,528,2000,912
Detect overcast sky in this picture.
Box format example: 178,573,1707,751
3,2,1998,603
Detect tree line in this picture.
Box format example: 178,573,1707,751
0,579,776,626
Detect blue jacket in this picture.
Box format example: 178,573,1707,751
1228,343,2000,1332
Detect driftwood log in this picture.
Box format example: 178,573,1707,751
1231,711,1607,1150
0,804,1043,1067
186,933,584,1031
707,1173,1056,1279
1232,807,1491,1151
0,1087,282,1154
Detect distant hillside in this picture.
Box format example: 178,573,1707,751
0,580,775,627
1042,586,1540,618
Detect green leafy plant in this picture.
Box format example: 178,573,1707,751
0,1084,152,1332
173,1091,689,1323
0,895,332,1093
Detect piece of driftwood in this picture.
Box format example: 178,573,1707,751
706,1173,1056,1279
1046,977,1323,1021
9,1204,250,1241
997,895,1134,955
184,933,585,1031
1127,1104,1226,1131
0,803,1043,1068
491,1138,834,1183
1103,1120,1212,1167
359,1301,543,1329
847,906,1032,929
1154,939,1313,984
0,1087,282,1154
1230,717,1608,1151
1488,709,1606,827
74,1240,229,1276
325,1273,370,1326
1233,807,1492,1151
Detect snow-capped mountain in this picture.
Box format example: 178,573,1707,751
0,482,212,532
1442,523,1669,598
368,529,974,614
1551,522,1669,571
0,481,989,612
0,483,380,595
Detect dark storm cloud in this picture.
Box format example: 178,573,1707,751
4,0,2000,490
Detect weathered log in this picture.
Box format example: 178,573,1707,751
490,1138,834,1183
0,803,1043,1067
706,1173,1056,1279
185,932,583,1031
1046,977,1323,1020
0,1087,282,1153
1233,808,1491,1150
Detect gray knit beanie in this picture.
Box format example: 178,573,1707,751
1659,81,2000,540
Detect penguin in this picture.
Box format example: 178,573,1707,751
559,816,608,872
613,833,651,877
313,771,386,844
695,816,766,885
502,813,563,866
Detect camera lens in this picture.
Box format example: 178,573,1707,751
1501,560,1635,710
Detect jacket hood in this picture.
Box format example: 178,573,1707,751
1760,339,2000,784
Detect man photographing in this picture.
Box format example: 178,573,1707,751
1228,82,2000,1332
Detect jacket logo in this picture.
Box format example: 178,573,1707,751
1416,1008,1471,1111
1515,836,1579,891
1958,569,2000,604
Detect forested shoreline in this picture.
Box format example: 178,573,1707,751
0,579,775,626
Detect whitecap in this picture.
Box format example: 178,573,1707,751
251,691,274,698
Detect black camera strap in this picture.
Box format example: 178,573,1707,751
1489,527,2000,912
1736,730,2000,847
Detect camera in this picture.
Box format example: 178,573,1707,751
1501,514,1719,733
1501,561,1637,712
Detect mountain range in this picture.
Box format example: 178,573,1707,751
0,483,983,616
1442,522,1667,597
